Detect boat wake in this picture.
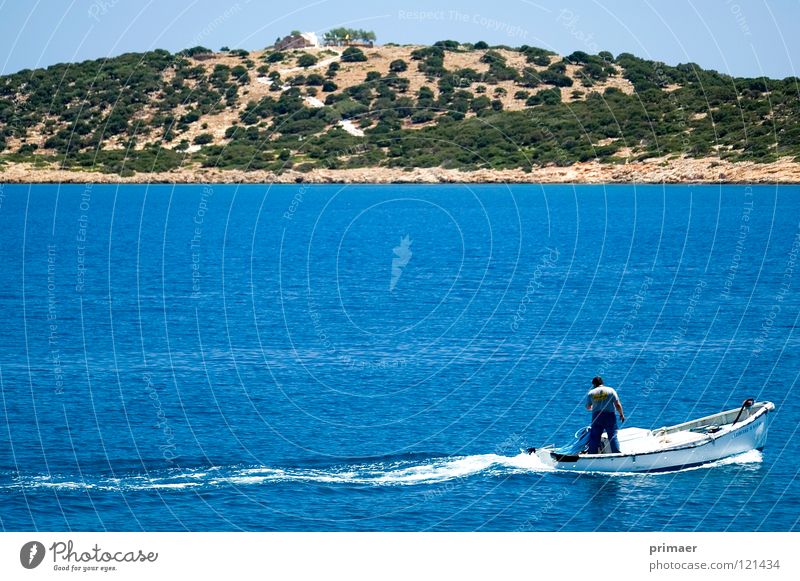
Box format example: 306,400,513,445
0,450,762,492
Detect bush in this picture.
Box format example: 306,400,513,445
297,54,318,68
521,46,554,67
531,54,550,67
194,133,214,145
389,59,408,73
266,51,285,63
183,46,212,57
433,40,460,51
231,65,250,84
322,80,338,92
385,77,410,92
480,50,504,66
526,88,561,106
474,41,489,50
342,47,367,62
411,110,435,124
471,96,491,112
539,69,573,87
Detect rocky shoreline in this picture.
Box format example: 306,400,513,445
2,156,800,184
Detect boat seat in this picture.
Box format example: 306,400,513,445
595,427,708,454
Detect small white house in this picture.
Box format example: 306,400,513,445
299,32,320,48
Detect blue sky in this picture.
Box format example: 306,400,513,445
0,0,798,78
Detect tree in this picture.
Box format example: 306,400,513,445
323,28,376,45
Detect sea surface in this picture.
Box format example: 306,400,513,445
0,183,797,531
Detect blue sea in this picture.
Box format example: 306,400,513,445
0,183,797,531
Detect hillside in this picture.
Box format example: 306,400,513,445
1,41,800,182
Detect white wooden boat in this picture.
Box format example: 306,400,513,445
528,399,774,473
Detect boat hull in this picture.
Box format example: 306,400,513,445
535,403,772,473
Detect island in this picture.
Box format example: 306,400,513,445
1,31,799,183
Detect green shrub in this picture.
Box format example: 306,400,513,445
342,47,367,62
433,40,460,51
297,54,318,68
389,59,408,72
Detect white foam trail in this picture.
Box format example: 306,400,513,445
0,450,761,490
203,453,552,487
671,449,763,473
713,449,763,465
497,452,557,473
147,482,202,490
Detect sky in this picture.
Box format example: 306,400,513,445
0,0,798,78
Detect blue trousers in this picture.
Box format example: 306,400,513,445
588,411,620,454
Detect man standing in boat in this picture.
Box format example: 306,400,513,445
586,376,625,454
